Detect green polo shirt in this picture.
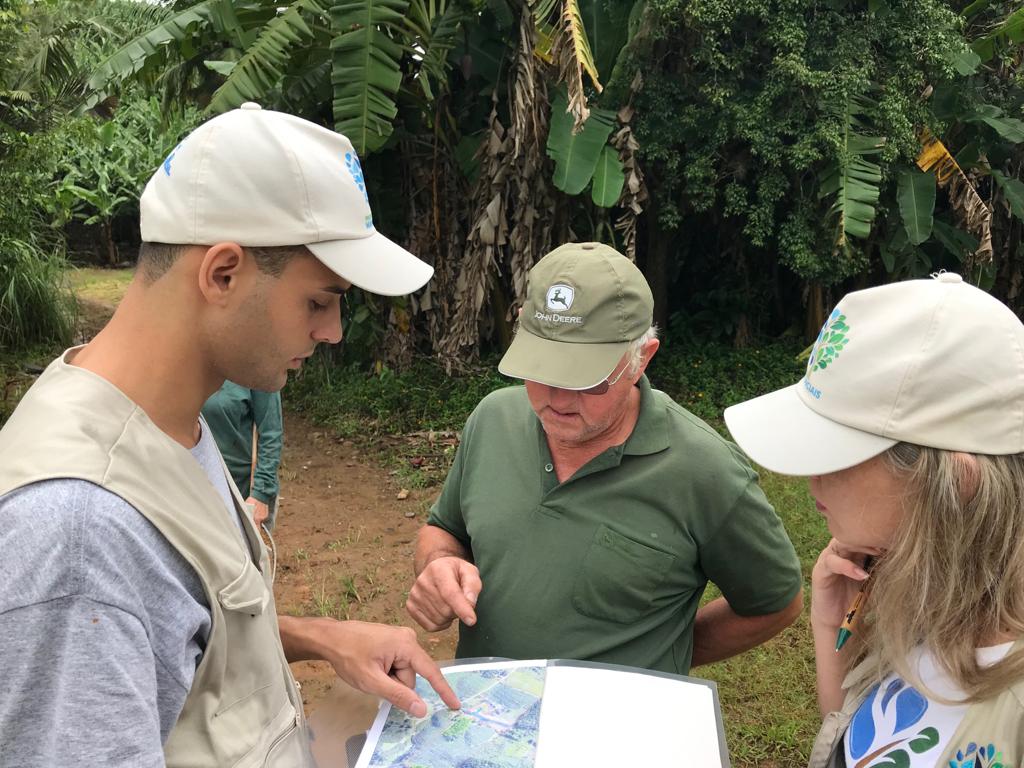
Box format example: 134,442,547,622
428,376,802,674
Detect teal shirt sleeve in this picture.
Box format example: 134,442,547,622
249,391,283,505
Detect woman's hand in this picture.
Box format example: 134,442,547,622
810,538,883,632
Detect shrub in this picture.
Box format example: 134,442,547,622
0,236,75,351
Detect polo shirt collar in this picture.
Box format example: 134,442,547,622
623,374,670,456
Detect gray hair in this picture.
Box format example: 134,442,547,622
627,325,659,374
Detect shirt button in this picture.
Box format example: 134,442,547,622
544,463,554,472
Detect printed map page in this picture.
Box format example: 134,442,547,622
359,661,545,768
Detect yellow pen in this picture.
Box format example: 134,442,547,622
835,556,876,653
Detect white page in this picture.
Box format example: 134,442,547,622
533,665,723,768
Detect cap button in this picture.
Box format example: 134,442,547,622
935,272,963,284
581,243,595,250
240,102,262,111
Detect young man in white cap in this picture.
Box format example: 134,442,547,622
724,273,1024,767
406,242,804,674
0,103,457,767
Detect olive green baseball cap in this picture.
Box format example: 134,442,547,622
498,242,654,389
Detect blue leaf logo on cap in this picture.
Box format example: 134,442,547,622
163,142,183,176
344,152,373,229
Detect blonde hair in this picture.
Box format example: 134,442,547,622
856,444,1024,702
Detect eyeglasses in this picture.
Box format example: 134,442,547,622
579,359,631,396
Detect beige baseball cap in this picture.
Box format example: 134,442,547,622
498,242,654,389
724,272,1024,475
139,102,432,296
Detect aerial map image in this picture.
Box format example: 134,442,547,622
364,663,546,767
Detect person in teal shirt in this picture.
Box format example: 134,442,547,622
202,381,283,529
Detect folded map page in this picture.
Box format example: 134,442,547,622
353,659,728,768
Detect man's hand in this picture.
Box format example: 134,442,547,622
407,556,482,631
278,616,460,717
246,496,269,528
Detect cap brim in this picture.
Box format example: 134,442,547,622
723,384,896,475
498,327,628,389
307,232,432,296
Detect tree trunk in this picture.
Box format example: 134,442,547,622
644,213,669,331
805,281,825,342
103,219,118,266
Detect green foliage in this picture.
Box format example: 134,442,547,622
648,341,805,427
285,355,509,435
547,90,617,195
50,97,200,261
634,0,964,284
0,236,74,351
287,339,805,438
330,0,409,153
897,169,936,246
820,97,885,245
206,0,325,114
590,144,625,207
85,0,246,111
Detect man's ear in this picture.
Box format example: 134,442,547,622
637,338,660,375
197,242,247,306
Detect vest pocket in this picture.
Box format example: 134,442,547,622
263,709,313,768
219,561,270,615
571,524,675,624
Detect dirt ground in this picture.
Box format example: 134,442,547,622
272,413,459,764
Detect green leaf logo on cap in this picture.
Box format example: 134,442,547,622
808,308,850,374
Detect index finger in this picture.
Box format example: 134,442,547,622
410,650,461,711
437,578,478,626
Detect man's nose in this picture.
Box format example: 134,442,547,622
316,313,343,345
548,385,579,409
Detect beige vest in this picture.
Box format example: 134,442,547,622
808,640,1024,768
0,350,312,768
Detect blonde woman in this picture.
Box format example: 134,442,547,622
724,273,1024,768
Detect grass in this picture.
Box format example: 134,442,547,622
68,266,134,304
0,238,76,352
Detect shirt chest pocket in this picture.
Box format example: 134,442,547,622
571,524,676,624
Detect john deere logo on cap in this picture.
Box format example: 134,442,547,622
546,285,575,311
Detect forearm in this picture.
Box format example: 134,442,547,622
414,524,471,576
690,592,803,667
278,615,337,663
812,617,856,717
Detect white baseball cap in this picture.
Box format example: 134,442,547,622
139,102,432,296
724,272,1024,475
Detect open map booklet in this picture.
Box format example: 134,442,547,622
352,658,729,768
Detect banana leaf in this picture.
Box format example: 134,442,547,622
897,169,936,245
820,96,885,244
85,0,245,110
547,90,615,195
992,170,1024,221
591,145,625,207
579,0,631,80
208,0,325,114
331,0,410,154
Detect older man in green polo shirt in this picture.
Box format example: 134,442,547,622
407,242,804,674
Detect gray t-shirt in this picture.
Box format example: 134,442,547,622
0,422,241,767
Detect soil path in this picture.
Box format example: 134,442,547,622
273,411,458,766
